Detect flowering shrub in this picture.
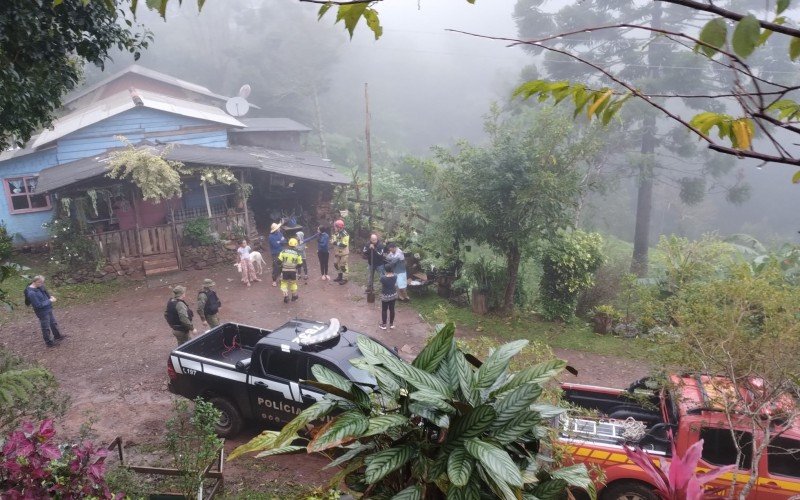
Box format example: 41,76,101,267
42,217,102,271
0,420,121,499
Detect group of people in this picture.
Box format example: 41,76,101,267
362,233,409,330
25,219,410,348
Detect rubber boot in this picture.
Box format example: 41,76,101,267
291,294,299,302
339,276,348,285
283,295,289,304
334,273,343,282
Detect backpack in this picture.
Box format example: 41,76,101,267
24,287,31,307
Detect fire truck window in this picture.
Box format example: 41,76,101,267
767,437,800,478
261,349,298,381
699,428,753,469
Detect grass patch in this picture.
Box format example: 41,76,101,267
411,291,651,360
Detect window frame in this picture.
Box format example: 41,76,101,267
699,427,754,470
766,436,800,479
3,175,51,214
258,347,300,382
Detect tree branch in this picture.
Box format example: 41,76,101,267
298,0,378,4
448,29,800,167
656,0,800,39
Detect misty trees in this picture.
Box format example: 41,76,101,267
0,0,150,150
431,109,603,312
510,2,800,176
514,0,751,276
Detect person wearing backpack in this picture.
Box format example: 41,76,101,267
164,285,196,345
24,275,65,348
197,279,222,329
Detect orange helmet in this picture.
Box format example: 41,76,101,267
334,220,345,229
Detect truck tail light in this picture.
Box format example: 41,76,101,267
167,357,178,381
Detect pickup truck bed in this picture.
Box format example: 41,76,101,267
179,323,269,366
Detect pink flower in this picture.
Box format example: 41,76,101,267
624,440,735,500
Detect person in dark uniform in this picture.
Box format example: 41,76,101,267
165,285,196,345
24,275,65,348
197,279,222,329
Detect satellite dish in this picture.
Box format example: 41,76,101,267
225,96,250,117
238,84,252,98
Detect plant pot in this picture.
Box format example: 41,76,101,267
471,288,488,315
592,314,613,335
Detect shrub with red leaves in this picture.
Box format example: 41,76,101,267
0,420,122,499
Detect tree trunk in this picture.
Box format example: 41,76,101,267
630,2,662,277
502,246,522,312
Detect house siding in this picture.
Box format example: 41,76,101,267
0,149,59,243
55,107,230,163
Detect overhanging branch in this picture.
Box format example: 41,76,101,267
657,0,800,39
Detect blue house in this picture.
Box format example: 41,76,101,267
0,66,347,272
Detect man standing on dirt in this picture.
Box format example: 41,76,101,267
332,219,350,285
24,275,65,348
197,279,222,329
164,286,196,345
268,222,286,287
362,233,385,293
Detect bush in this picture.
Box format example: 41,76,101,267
182,217,215,247
0,222,13,307
0,420,120,498
166,398,223,499
462,256,530,311
539,230,604,321
42,217,103,271
1,347,69,434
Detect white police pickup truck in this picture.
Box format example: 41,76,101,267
167,318,384,437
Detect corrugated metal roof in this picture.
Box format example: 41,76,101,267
31,90,245,149
63,65,231,105
35,143,348,192
235,118,312,132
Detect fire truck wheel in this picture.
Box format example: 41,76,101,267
602,481,658,500
210,397,243,438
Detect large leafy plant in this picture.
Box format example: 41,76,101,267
230,323,593,499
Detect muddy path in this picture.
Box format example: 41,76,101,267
1,255,647,492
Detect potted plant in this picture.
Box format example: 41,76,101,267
591,304,622,335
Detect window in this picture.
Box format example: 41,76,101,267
4,176,50,214
259,348,299,381
700,428,753,469
767,437,800,478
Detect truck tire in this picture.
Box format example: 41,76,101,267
603,481,658,500
209,397,243,438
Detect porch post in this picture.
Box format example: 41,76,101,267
240,171,251,238
130,185,143,258
169,199,183,270
202,181,213,218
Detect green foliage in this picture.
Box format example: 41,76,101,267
230,323,593,500
539,230,604,321
0,222,14,308
183,217,215,247
0,1,150,150
432,107,600,311
43,217,104,271
0,347,68,433
165,397,223,499
106,140,186,202
462,256,529,310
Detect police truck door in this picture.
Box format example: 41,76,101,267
248,346,305,428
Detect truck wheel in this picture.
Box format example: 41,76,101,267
602,482,658,500
209,397,243,438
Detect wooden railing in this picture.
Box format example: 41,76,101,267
87,212,256,263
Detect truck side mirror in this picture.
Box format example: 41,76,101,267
236,358,251,371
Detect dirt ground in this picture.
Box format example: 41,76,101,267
1,253,647,494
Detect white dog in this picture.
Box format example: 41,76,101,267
249,251,267,275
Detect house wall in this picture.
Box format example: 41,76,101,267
229,130,306,151
0,149,59,243
56,107,230,163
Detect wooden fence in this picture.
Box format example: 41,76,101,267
87,212,255,263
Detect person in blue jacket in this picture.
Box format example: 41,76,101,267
268,222,286,286
24,275,65,347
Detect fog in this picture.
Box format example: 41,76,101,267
86,0,799,244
